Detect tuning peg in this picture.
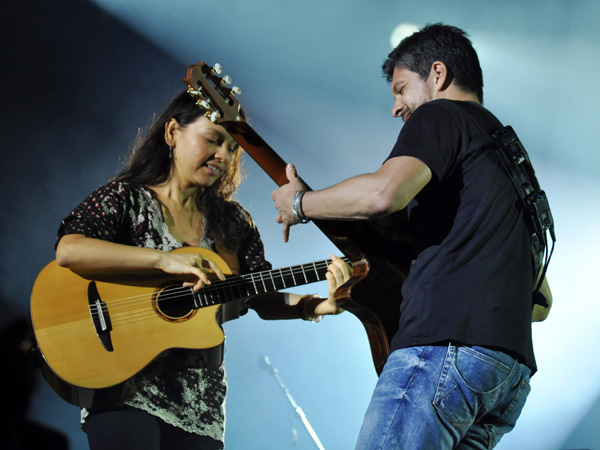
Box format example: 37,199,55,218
199,100,211,110
231,86,242,95
210,111,221,122
222,75,232,85
213,63,222,74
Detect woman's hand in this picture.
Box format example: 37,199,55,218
314,255,352,315
157,251,226,291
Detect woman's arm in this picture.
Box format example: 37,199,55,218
56,233,225,290
247,255,351,320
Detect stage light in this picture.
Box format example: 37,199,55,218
390,23,419,48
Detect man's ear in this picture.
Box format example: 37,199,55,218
430,61,451,93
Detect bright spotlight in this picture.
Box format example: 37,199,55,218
390,23,420,48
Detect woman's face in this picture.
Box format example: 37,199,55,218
168,116,239,189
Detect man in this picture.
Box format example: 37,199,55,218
272,23,552,449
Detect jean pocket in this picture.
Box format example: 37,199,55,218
432,346,513,428
486,377,531,447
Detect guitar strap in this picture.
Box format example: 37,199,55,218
455,102,556,302
491,125,555,293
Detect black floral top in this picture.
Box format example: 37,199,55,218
56,181,271,442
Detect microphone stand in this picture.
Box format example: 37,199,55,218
262,355,326,450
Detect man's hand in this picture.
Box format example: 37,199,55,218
272,163,306,242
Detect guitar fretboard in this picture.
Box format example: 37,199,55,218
193,258,343,307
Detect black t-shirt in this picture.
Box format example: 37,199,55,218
386,99,536,372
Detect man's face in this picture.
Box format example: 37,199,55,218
390,66,435,122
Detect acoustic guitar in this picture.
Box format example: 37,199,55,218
183,61,417,377
30,247,341,408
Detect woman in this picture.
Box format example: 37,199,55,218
55,90,348,450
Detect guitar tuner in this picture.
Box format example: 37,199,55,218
184,61,249,125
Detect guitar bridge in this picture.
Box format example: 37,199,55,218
88,281,114,352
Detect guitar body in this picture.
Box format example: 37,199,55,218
312,211,415,375
30,247,231,408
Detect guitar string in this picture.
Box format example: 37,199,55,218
88,260,336,326
93,260,333,310
97,267,330,327
97,260,333,310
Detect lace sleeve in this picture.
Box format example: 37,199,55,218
56,181,129,245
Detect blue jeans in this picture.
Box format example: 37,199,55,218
355,344,531,450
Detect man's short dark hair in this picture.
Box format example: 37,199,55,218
382,23,484,103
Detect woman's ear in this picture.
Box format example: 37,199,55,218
164,118,179,147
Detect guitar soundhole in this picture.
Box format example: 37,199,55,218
153,284,197,322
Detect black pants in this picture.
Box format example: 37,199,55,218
85,406,223,450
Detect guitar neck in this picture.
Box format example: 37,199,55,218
225,121,298,188
224,121,355,249
193,258,338,308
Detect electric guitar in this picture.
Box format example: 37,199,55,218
183,61,417,376
30,247,343,408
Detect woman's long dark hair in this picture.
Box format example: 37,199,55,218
114,90,244,252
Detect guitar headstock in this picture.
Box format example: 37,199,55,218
183,61,246,125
